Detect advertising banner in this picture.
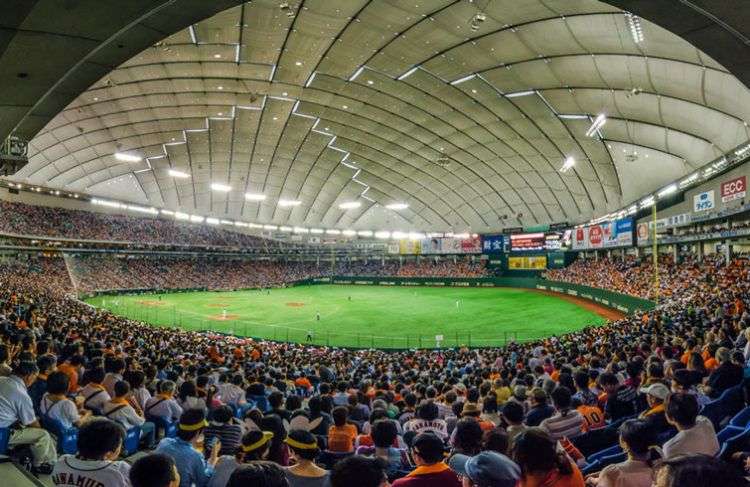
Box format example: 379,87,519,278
398,239,421,255
572,218,633,250
481,234,505,254
508,255,547,270
693,190,715,212
721,176,746,203
420,237,481,254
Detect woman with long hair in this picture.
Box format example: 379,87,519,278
512,428,584,487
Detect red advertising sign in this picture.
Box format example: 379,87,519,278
589,225,603,246
721,176,746,203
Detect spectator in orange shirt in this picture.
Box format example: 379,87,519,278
327,406,358,452
57,355,84,393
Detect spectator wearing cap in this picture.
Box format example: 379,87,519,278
392,432,460,487
156,409,221,487
539,387,584,441
449,451,521,487
705,347,743,399
460,402,494,432
661,392,719,459
637,383,670,434
524,388,554,427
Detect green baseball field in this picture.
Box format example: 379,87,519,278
84,285,609,349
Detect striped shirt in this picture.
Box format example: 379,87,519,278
539,410,585,440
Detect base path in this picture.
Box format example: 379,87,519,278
533,289,625,321
208,314,241,321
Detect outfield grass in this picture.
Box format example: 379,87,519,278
85,285,606,348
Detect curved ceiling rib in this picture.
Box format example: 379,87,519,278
10,0,750,232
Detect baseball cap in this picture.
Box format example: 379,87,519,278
640,383,669,401
461,402,481,417
449,451,520,487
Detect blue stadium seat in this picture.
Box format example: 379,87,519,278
701,385,744,430
587,444,622,464
729,406,750,428
719,425,750,460
247,395,269,413
0,427,9,455
717,425,744,444
121,426,142,457
41,417,78,455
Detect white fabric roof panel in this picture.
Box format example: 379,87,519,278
12,0,750,232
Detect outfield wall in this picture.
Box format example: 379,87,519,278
299,276,656,315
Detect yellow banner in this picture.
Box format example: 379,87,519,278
508,255,547,270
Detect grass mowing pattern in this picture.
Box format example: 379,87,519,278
85,285,606,348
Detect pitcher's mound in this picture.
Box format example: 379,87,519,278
137,300,166,307
286,302,305,307
208,314,240,321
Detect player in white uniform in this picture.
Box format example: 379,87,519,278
51,418,131,487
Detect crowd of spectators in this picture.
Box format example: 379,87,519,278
0,200,271,248
544,254,741,300
0,254,750,486
63,256,488,293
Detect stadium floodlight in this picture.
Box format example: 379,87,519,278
278,199,301,207
342,229,357,236
210,183,231,192
234,221,248,227
338,201,361,210
408,232,425,240
326,229,341,235
168,169,190,178
127,205,158,215
248,223,263,228
357,230,373,237
175,212,189,220
206,217,220,225
189,215,204,223
262,224,278,230
627,205,638,214
92,198,124,209
244,193,266,201
375,231,391,239
640,196,655,208
585,114,606,137
386,203,409,210
560,156,576,173
657,184,677,198
220,220,233,225
279,226,293,232
160,209,175,215
293,227,309,234
114,152,142,162
310,228,324,234
454,233,470,239
392,231,407,239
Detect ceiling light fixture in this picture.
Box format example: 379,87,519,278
386,203,409,210
450,74,476,85
168,169,191,178
244,193,266,201
505,90,536,98
339,201,361,209
585,113,607,137
397,66,419,81
210,183,232,192
624,12,644,43
342,229,357,236
278,199,302,207
326,229,341,235
657,184,677,198
114,152,142,162
349,66,365,81
560,156,576,173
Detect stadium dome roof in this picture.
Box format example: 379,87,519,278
6,0,750,233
